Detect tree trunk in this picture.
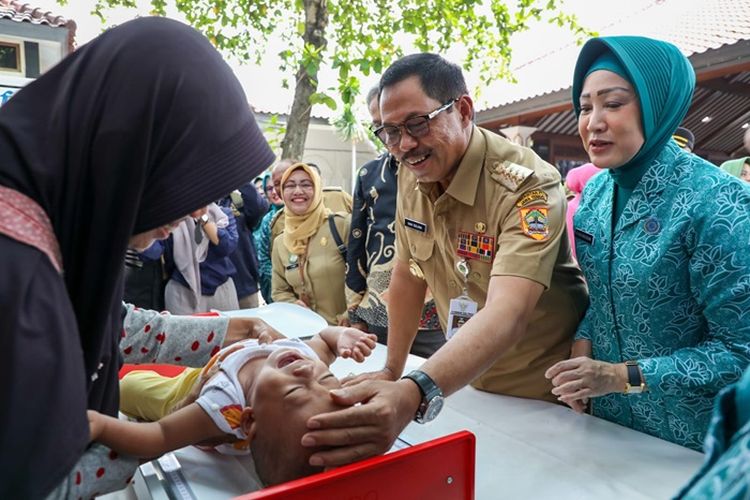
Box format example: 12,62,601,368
280,0,328,161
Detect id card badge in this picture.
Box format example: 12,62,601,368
446,295,477,340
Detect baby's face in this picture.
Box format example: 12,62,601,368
246,349,346,475
247,348,344,427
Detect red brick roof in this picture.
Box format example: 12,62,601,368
0,0,77,52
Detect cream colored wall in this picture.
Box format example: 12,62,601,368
258,116,379,194
301,123,378,193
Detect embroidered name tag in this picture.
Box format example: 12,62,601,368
404,217,427,233
574,228,594,244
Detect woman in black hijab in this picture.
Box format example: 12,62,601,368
0,17,274,498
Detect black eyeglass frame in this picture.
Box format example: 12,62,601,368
373,98,458,147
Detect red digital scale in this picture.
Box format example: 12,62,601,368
237,430,476,500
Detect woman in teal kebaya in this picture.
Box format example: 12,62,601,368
545,36,750,451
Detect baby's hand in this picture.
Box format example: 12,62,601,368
337,328,377,362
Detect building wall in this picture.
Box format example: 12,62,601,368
0,19,70,103
258,116,380,194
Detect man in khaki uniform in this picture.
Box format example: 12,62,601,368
301,53,589,467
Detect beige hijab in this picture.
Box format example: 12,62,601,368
281,163,328,255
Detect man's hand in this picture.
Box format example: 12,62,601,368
223,317,286,346
301,379,421,467
334,328,377,362
342,366,398,386
545,356,627,412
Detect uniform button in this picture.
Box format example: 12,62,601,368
470,272,481,280
448,280,457,288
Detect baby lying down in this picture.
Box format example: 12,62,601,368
89,328,377,485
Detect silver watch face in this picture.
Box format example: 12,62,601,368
422,395,444,423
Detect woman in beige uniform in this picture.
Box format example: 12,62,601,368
272,163,350,325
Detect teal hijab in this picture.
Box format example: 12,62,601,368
572,36,695,218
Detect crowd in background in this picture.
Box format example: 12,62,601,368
3,16,750,499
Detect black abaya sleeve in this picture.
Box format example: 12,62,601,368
0,235,89,498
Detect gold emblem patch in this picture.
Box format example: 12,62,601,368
519,206,550,241
409,259,425,280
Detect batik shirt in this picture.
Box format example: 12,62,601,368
574,142,750,451
346,153,440,330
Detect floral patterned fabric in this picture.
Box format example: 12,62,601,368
574,141,750,451
674,366,750,499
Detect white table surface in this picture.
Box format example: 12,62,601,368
105,343,705,500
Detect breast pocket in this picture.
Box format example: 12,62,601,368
404,231,435,283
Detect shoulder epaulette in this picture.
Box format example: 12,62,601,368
489,161,534,192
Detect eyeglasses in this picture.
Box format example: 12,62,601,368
283,181,315,192
373,99,457,147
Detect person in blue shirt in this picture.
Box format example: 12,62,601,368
220,182,269,309
545,36,750,451
153,202,241,314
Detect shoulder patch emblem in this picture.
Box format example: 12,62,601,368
490,161,534,192
519,206,550,241
516,189,548,207
359,167,368,177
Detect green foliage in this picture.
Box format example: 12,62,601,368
83,0,591,148
259,113,287,156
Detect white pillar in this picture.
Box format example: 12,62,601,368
498,125,538,147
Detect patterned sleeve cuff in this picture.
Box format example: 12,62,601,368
122,307,230,367
45,444,139,499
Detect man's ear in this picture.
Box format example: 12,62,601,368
240,406,257,443
457,94,475,125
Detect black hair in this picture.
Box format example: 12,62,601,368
379,53,468,104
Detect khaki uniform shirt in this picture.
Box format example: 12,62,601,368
270,188,353,252
395,127,588,402
271,213,350,325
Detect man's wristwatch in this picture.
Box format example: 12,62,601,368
401,370,444,423
624,360,647,394
198,213,210,226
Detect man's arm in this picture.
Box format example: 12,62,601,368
343,259,425,385
88,403,226,458
302,274,543,467
383,259,426,376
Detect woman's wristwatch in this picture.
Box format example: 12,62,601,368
624,360,647,394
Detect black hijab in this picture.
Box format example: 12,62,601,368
0,16,274,496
